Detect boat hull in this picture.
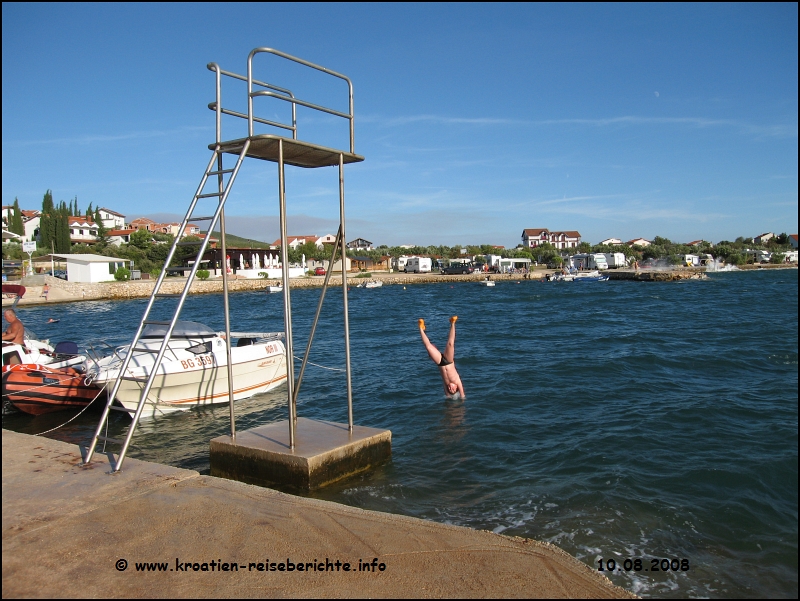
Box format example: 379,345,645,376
2,364,101,415
91,339,288,418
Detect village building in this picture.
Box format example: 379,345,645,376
346,238,373,251
789,234,798,249
107,229,136,246
599,238,623,246
315,234,337,248
754,232,774,245
130,217,156,231
521,228,581,250
270,235,318,250
627,238,652,247
68,216,99,244
97,208,126,230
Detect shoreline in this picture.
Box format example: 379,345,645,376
3,264,796,307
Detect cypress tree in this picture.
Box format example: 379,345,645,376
39,190,55,250
10,198,25,236
94,207,107,240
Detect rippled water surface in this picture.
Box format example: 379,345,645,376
5,269,798,598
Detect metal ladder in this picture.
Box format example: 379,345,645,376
84,141,251,472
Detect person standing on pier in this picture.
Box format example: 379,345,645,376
418,316,466,400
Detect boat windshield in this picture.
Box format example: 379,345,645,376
141,321,217,339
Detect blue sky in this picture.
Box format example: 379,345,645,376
3,3,797,247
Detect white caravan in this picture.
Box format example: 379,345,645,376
405,257,432,273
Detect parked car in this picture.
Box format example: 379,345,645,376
314,267,326,276
45,269,68,279
442,264,473,275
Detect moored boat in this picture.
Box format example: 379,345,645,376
85,321,287,418
2,363,101,415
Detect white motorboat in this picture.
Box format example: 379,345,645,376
2,332,86,371
548,270,608,282
85,321,287,418
266,285,284,294
363,280,383,288
479,280,496,287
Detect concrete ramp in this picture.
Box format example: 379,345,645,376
2,430,633,598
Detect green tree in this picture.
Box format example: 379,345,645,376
9,198,24,236
39,190,55,250
94,207,108,249
129,229,152,249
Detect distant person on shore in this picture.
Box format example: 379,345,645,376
41,284,50,301
418,316,466,400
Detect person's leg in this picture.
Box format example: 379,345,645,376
419,319,443,364
443,316,457,362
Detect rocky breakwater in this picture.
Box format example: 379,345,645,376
606,269,707,282
14,271,544,305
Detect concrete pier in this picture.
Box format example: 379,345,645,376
2,429,633,598
210,417,392,490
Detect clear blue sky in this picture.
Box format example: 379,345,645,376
3,3,797,247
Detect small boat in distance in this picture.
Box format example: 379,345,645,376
548,270,609,282
266,285,284,294
360,280,383,288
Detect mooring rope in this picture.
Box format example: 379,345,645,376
32,387,106,436
292,355,346,372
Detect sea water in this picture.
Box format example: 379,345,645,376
4,269,797,598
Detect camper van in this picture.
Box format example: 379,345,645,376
603,253,627,269
683,254,701,267
393,256,410,272
571,253,609,270
405,257,432,273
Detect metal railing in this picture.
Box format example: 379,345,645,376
207,47,355,153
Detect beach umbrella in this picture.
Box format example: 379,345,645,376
239,253,245,269
302,253,306,269
251,252,257,270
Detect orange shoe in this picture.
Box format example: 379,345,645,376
450,316,458,324
418,318,425,330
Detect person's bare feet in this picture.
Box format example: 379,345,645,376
450,316,458,324
418,318,425,330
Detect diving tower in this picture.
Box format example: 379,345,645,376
84,48,390,489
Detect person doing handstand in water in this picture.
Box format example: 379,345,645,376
419,316,465,399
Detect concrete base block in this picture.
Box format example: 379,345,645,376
210,417,391,490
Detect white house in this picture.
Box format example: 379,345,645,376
789,234,798,249
347,238,373,251
754,232,774,245
599,238,623,246
107,228,136,246
522,228,581,249
68,216,99,244
627,238,652,247
60,253,130,283
97,208,126,230
315,234,337,248
271,235,318,250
